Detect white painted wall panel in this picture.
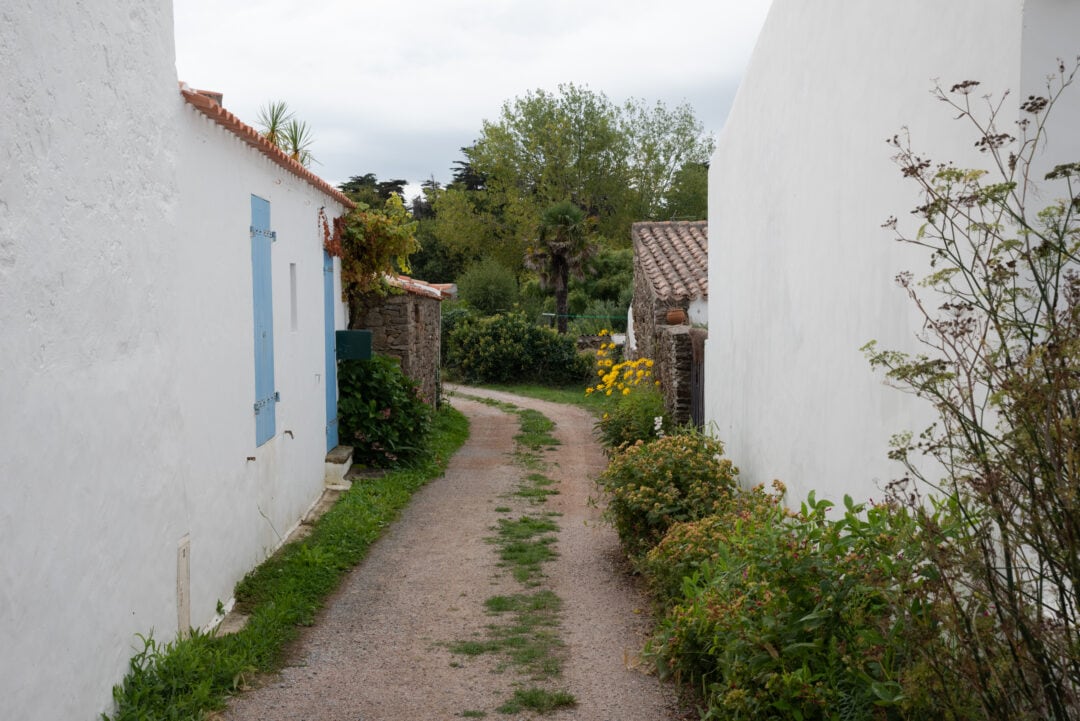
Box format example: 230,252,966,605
0,3,186,719
704,1,1044,506
0,3,348,718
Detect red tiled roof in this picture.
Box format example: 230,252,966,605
388,274,449,300
179,85,355,210
632,220,708,302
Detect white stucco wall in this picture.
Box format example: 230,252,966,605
0,3,186,718
705,0,1080,506
0,4,348,719
175,104,348,633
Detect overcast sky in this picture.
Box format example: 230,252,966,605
173,1,773,199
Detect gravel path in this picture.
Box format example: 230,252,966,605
222,387,683,721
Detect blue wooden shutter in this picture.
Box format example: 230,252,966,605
251,195,277,446
323,250,339,451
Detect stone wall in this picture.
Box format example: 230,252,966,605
357,292,442,404
656,325,707,426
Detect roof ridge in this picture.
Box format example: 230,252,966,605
179,85,355,210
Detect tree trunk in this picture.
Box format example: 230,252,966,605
554,257,569,334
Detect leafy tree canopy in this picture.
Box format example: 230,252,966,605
435,84,713,271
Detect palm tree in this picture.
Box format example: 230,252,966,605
281,118,315,167
527,201,595,334
256,100,293,148
256,101,316,167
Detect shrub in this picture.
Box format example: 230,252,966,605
595,430,738,557
456,257,518,315
440,301,474,366
640,481,785,607
648,493,929,720
338,355,432,467
445,312,592,386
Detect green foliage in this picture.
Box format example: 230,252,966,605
497,688,576,714
434,85,714,271
569,247,634,304
569,299,628,336
338,194,419,325
662,162,709,220
594,385,666,448
337,356,432,467
456,257,518,315
254,101,315,167
527,201,596,334
867,64,1080,718
105,406,469,721
639,482,784,607
647,493,928,721
595,430,739,558
588,341,668,447
445,313,592,386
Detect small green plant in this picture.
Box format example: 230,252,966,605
337,355,432,467
497,687,576,714
596,430,739,557
445,312,592,385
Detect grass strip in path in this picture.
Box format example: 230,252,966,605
104,405,468,721
447,391,576,715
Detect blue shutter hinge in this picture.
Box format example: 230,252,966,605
249,226,277,241
253,391,281,414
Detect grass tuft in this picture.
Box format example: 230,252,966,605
496,687,577,714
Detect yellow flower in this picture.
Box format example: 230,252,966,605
622,388,630,395
645,359,654,368
585,387,594,395
605,389,612,396
654,380,660,386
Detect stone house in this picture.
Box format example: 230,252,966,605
628,220,708,426
353,275,448,404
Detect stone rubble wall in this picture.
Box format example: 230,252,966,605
357,292,442,404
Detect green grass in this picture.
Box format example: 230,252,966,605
460,711,488,718
446,403,574,714
472,383,600,411
496,687,577,714
104,405,469,721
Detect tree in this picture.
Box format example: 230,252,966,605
527,201,595,334
338,174,407,209
255,101,316,167
433,85,713,276
623,101,714,220
662,162,709,220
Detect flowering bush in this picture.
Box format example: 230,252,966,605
587,332,670,447
338,355,432,467
595,430,739,558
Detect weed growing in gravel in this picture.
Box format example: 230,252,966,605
497,688,577,714
446,397,575,714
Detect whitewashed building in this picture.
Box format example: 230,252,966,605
0,3,352,718
705,0,1080,505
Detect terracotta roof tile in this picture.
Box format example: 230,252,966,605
632,220,708,302
388,274,449,300
179,84,355,210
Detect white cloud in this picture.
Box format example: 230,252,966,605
173,0,772,188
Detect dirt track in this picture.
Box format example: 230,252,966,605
222,386,683,720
